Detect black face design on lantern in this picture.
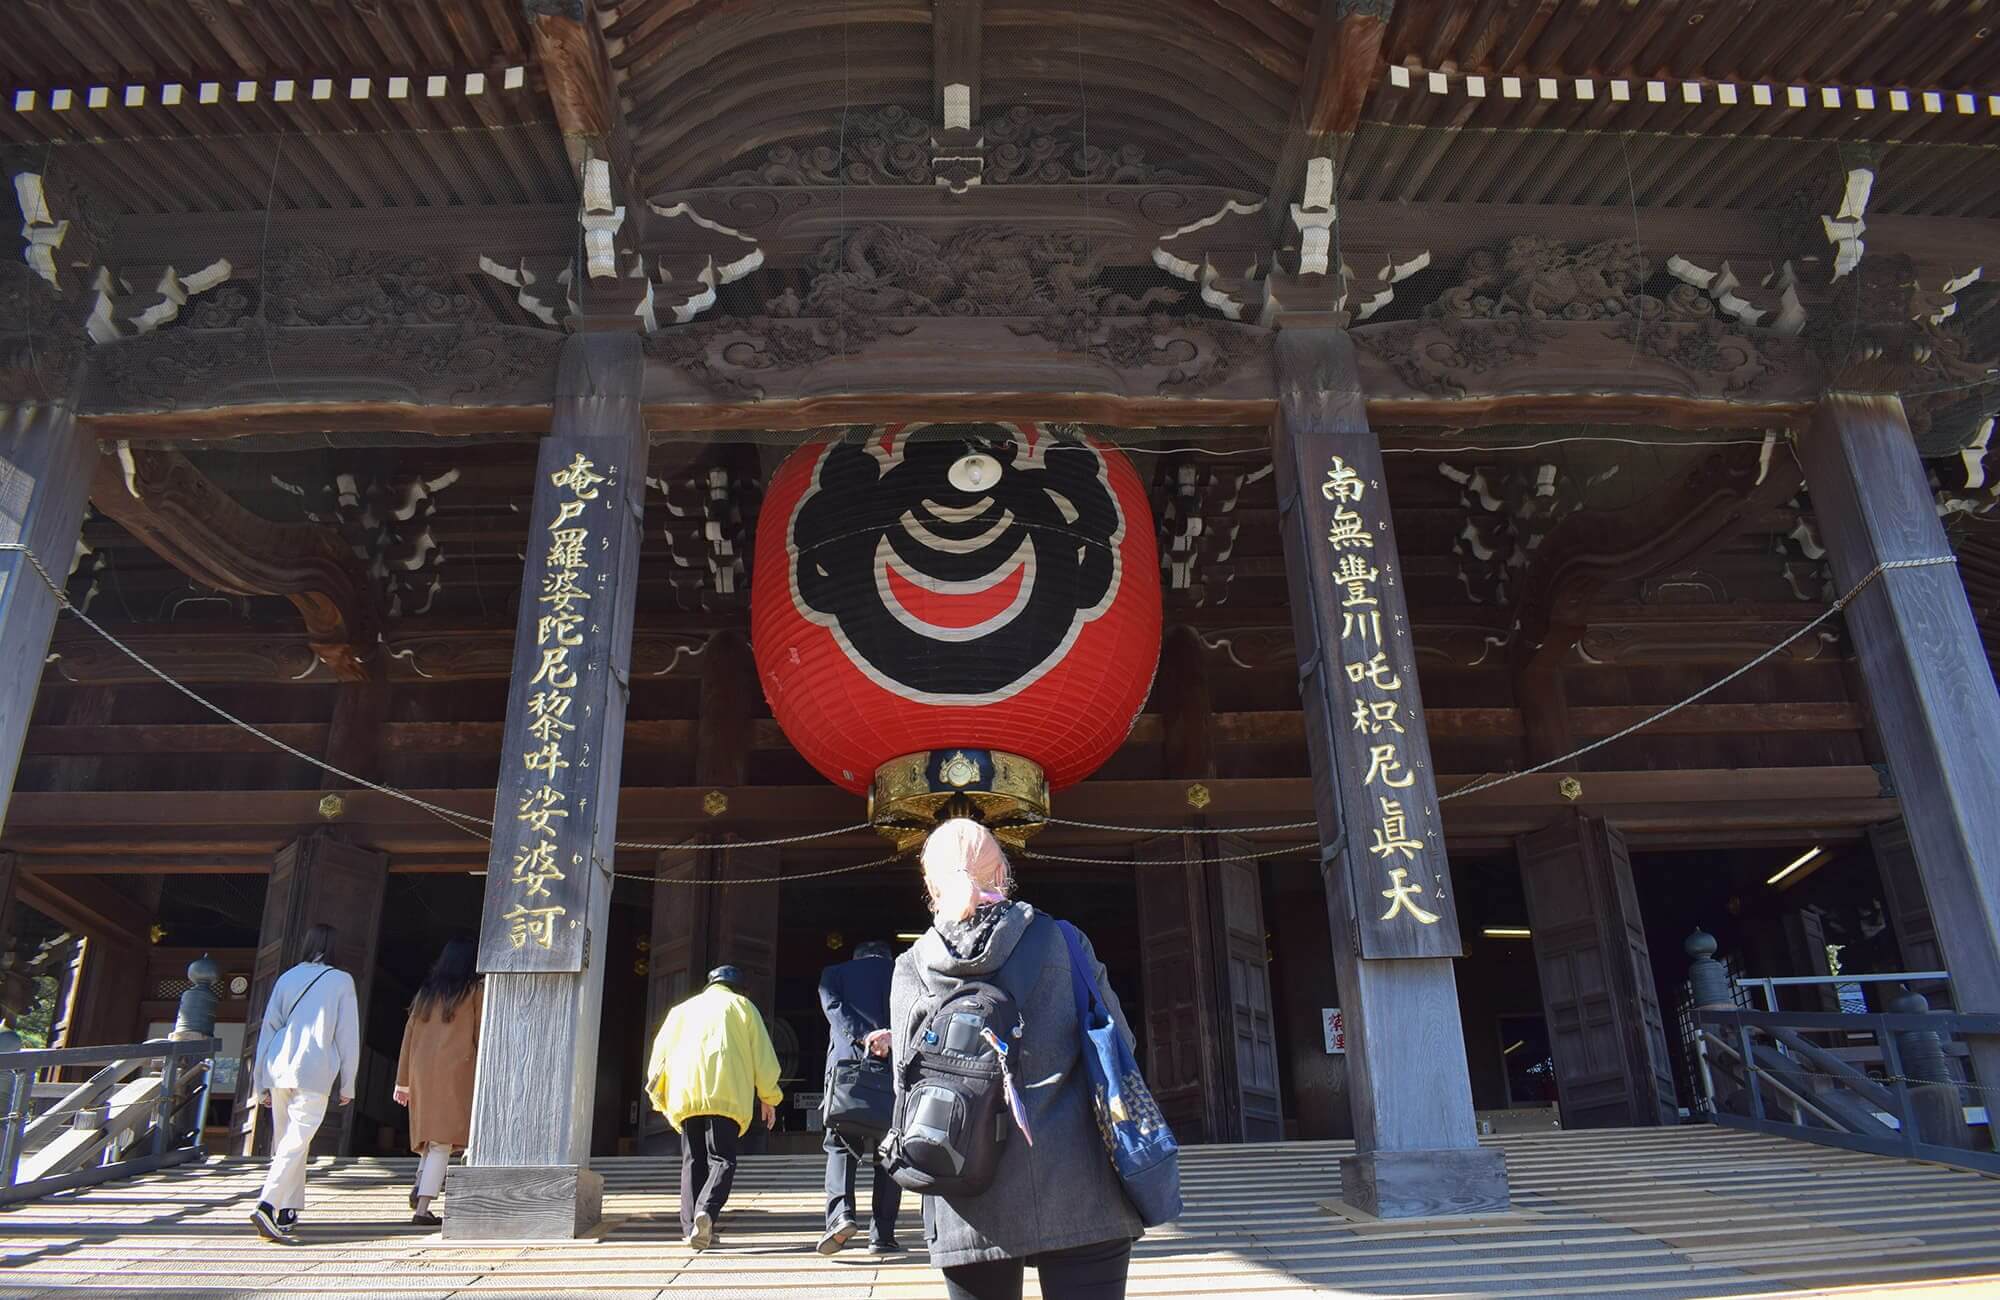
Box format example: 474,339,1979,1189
789,424,1125,702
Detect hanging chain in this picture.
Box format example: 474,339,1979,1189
1047,554,1957,833
0,543,1957,860
0,542,869,853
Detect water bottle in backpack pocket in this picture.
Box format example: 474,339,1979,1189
881,980,1022,1197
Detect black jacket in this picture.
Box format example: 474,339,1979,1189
819,951,894,1075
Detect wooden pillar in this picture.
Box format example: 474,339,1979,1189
228,832,389,1156
0,402,93,834
1796,393,2000,1089
1515,814,1679,1128
451,331,648,1240
1270,328,1506,1217
0,852,15,976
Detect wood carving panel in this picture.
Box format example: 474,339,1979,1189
710,105,1198,188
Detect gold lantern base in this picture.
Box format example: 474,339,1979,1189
868,750,1050,852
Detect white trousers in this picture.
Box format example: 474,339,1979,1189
259,1088,330,1213
415,1143,451,1199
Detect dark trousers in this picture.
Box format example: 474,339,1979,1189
677,1115,740,1237
941,1237,1132,1300
823,1128,902,1243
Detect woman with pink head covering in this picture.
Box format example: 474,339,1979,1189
888,818,1143,1300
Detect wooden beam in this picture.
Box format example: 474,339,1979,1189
81,194,2000,322
0,767,1898,865
15,702,1865,762
73,314,1824,441
932,0,982,127
526,0,632,184
0,768,1892,836
1796,391,2000,1092
14,873,151,948
87,448,380,681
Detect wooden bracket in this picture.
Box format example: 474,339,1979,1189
1509,438,1805,671
88,448,380,681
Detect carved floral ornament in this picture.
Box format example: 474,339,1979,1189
711,106,1198,189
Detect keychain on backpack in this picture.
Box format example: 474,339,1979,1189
979,1027,1033,1146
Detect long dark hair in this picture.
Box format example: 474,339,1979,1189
300,923,338,967
411,936,479,1022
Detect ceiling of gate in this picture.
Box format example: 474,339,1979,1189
3,0,1997,216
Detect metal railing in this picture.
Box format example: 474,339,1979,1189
1695,1006,2000,1173
0,1037,221,1205
1734,971,1953,1012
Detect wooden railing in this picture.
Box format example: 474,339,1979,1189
0,1037,221,1206
1695,1007,2000,1174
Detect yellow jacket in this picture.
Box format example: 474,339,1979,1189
645,984,783,1135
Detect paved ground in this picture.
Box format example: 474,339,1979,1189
1,1127,1998,1298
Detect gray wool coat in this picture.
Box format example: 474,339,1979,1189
889,902,1145,1269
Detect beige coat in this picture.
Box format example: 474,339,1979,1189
395,983,483,1153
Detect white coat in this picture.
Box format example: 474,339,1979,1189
253,962,361,1101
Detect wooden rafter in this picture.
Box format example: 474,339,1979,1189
933,0,982,126
526,0,632,188
87,449,380,682
1267,0,1395,232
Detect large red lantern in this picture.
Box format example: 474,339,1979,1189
752,422,1161,838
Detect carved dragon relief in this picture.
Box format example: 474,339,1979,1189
1350,235,1810,398
711,106,1198,189
644,222,1266,397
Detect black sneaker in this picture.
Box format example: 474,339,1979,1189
869,1239,903,1256
412,1210,442,1227
250,1202,291,1243
816,1217,858,1256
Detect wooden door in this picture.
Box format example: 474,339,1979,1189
1517,815,1678,1128
643,845,708,1142
1133,836,1216,1141
1871,820,1945,977
1209,838,1284,1142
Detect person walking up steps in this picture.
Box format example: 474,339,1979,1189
393,935,482,1228
888,820,1145,1299
645,963,783,1251
817,938,903,1256
249,923,359,1244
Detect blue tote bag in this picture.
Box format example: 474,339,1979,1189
1056,920,1184,1227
